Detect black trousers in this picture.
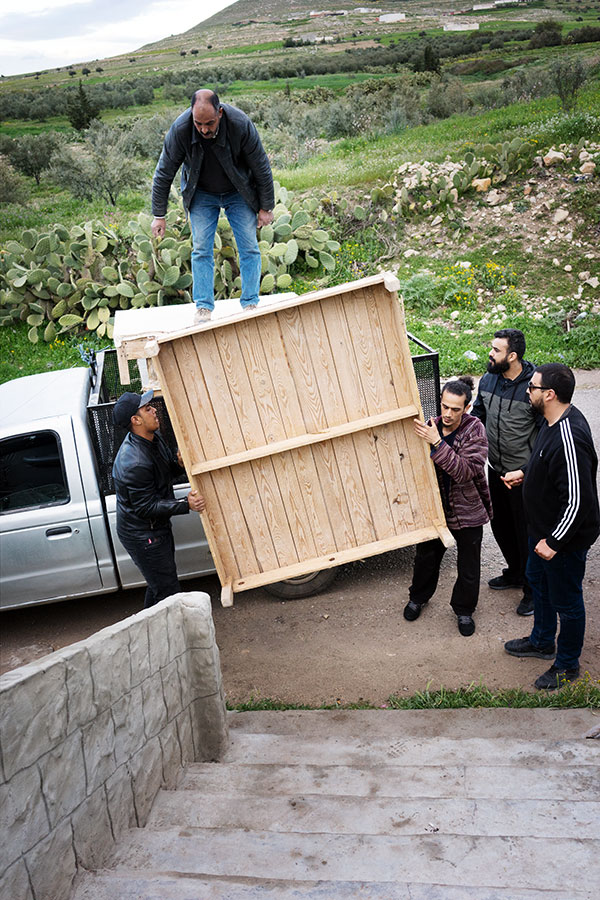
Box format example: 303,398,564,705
488,467,532,599
120,530,181,609
409,525,483,616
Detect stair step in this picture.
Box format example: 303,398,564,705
148,792,599,838
71,872,596,900
180,761,599,801
102,828,600,892
227,709,596,742
69,710,600,900
224,732,597,767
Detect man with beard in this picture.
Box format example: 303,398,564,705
503,364,599,689
472,329,542,616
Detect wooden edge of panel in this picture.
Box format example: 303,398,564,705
190,405,419,476
154,273,399,346
383,272,400,293
435,523,455,549
220,579,234,608
116,346,131,385
231,526,441,594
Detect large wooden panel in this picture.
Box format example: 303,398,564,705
123,274,451,604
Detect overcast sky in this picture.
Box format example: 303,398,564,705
1,0,237,76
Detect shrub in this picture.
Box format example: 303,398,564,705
5,133,62,185
0,157,28,205
550,57,587,111
529,19,563,49
49,122,146,205
427,79,470,120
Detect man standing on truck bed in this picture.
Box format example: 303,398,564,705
151,89,274,324
112,390,205,609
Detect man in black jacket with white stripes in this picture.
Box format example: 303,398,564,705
502,364,599,689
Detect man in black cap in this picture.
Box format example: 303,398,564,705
112,390,205,608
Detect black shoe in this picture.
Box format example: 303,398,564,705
457,615,475,636
534,665,580,691
516,596,534,616
403,599,426,622
488,573,523,590
504,637,555,659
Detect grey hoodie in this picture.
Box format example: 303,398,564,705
471,359,541,475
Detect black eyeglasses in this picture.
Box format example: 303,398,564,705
528,382,548,391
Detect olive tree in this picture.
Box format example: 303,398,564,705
50,122,145,205
6,132,61,184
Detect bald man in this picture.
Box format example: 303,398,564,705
152,89,274,324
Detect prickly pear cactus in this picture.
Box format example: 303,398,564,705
0,182,337,343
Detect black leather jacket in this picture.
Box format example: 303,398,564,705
112,431,189,542
152,103,274,216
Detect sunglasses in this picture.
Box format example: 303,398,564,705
527,382,548,391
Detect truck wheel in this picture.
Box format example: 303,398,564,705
264,568,338,600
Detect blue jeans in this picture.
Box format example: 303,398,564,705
527,537,587,670
188,189,261,310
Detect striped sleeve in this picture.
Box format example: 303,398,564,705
550,419,580,544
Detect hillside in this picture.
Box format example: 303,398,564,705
0,0,598,379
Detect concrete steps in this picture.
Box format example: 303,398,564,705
71,709,600,900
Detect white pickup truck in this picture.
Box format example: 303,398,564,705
0,342,440,611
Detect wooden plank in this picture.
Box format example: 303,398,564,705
213,324,268,450
370,287,441,530
236,318,288,445
352,286,416,535
315,294,377,546
210,462,279,575
176,334,257,576
232,526,442,593
277,304,357,551
373,286,414,410
251,456,299,567
325,289,399,540
211,324,297,569
310,440,356,550
270,452,318,562
116,346,130,385
220,579,234,608
190,405,418,475
194,331,279,575
259,317,337,556
277,305,329,433
349,430,397,540
152,345,240,583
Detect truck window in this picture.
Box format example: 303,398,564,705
0,432,70,513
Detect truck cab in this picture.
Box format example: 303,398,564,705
0,366,213,610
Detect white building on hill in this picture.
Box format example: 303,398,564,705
379,13,407,22
444,21,480,31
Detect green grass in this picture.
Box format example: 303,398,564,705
0,322,104,383
276,84,600,190
225,675,600,710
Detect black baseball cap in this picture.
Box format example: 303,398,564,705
112,390,154,427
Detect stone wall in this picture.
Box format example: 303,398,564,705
0,592,228,900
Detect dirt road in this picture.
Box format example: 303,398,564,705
2,372,599,705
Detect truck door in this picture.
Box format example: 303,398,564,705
0,417,105,610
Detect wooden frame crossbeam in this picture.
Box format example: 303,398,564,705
190,404,419,476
